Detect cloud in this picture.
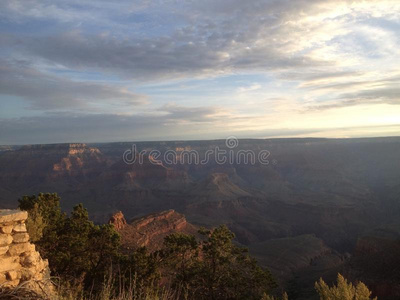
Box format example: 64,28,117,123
1,0,400,142
304,73,400,110
0,60,148,110
4,30,324,82
2,1,399,83
159,103,229,123
0,0,346,81
282,71,364,84
354,87,400,103
237,83,262,93
2,108,399,145
0,0,149,24
0,104,235,144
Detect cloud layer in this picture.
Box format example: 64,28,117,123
0,0,400,143
0,60,147,110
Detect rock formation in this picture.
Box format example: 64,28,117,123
109,210,198,252
0,209,53,297
108,211,127,230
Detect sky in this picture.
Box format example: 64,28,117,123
0,0,400,144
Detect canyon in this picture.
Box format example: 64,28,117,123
0,137,400,299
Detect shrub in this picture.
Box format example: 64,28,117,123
315,273,377,300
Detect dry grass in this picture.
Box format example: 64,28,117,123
0,280,49,300
0,275,185,300
55,275,184,300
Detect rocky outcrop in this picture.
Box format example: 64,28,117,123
108,211,127,230
0,143,108,190
0,210,53,297
50,143,107,178
110,210,198,252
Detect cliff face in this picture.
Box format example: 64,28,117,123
0,143,108,188
50,143,107,178
0,209,53,297
98,154,190,190
109,210,198,252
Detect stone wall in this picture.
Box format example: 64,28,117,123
0,209,52,293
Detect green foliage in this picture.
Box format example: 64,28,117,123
19,195,276,299
19,192,66,260
19,193,164,297
16,194,380,300
162,232,199,289
19,194,121,290
118,246,160,286
51,203,120,285
162,225,277,300
198,225,277,299
19,193,65,247
19,192,64,225
315,273,377,300
25,202,46,242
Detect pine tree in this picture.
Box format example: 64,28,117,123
24,202,46,242
19,194,121,289
162,232,199,289
197,225,276,299
18,193,66,255
162,225,277,300
315,273,377,300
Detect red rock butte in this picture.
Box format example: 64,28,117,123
109,209,198,252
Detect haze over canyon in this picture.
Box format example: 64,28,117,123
1,137,400,298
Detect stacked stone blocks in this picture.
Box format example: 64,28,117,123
0,209,50,289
